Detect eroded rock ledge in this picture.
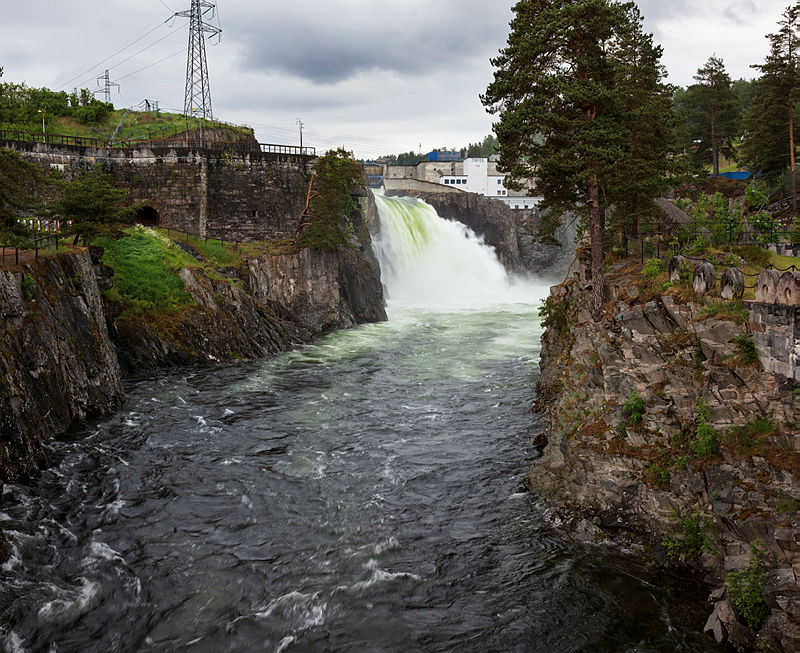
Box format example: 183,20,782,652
531,257,799,652
0,241,386,560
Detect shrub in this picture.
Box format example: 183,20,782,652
690,399,718,457
622,392,644,425
662,510,716,561
21,273,35,300
727,546,769,630
644,463,670,488
729,245,771,268
641,257,663,279
734,335,758,364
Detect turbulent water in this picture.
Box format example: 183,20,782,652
0,196,722,652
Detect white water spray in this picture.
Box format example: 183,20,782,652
372,193,547,310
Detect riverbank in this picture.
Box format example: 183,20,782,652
0,223,386,559
530,251,800,652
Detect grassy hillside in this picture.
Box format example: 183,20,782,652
1,109,254,145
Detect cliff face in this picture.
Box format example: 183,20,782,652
0,251,124,484
532,258,799,652
383,189,565,275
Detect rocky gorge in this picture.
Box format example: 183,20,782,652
530,250,800,652
0,214,386,560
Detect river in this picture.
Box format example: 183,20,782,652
0,195,722,652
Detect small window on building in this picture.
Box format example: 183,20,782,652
524,205,529,209
444,179,450,184
497,179,502,184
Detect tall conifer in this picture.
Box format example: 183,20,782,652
482,0,673,320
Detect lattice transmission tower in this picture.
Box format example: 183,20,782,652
174,0,221,120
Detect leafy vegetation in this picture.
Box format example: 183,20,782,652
622,392,644,425
662,510,717,561
0,147,41,245
298,148,364,250
641,257,663,279
49,166,135,245
727,546,770,630
690,399,719,457
733,334,759,364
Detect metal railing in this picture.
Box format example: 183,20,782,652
0,127,316,157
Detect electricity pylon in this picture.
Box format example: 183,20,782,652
174,1,221,120
95,70,119,104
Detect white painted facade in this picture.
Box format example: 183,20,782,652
439,157,540,210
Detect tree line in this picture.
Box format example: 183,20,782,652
482,0,800,320
0,67,114,129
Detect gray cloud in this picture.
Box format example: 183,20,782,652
231,1,511,84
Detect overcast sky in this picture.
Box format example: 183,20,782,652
0,1,792,158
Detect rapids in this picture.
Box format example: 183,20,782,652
0,195,722,652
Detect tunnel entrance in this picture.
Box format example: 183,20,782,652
134,206,160,227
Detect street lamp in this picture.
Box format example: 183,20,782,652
37,109,45,134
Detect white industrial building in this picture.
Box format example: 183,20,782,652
384,155,541,210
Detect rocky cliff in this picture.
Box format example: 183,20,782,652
1,232,386,560
531,254,799,652
383,189,566,276
0,251,124,484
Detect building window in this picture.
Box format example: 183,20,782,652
444,179,450,184
497,179,502,185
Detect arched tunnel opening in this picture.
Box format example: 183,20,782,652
134,206,160,227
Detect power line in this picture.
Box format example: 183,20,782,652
55,19,169,89
69,25,184,92
115,48,185,83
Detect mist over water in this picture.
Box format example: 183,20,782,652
0,196,723,652
372,193,545,309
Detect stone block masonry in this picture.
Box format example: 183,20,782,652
750,302,800,381
3,140,312,241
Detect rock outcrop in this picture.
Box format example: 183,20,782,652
0,251,124,484
531,256,800,652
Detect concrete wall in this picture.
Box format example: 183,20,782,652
382,177,465,195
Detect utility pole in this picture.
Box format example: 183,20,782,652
297,117,304,150
174,0,222,120
95,70,119,104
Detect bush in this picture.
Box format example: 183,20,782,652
690,399,718,457
21,273,35,300
734,334,758,364
727,546,769,630
729,245,771,268
662,510,716,561
622,392,644,425
641,257,663,279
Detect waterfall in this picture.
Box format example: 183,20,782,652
372,193,546,309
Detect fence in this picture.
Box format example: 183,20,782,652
0,127,316,157
0,233,65,265
623,233,798,291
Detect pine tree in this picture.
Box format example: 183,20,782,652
0,148,40,245
683,56,739,177
740,4,799,213
607,3,677,234
482,0,673,320
50,166,133,245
